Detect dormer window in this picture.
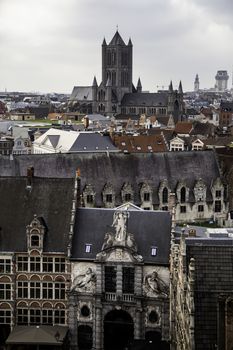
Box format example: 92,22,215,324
151,247,157,256
144,192,150,202
26,215,46,252
85,244,92,253
106,194,112,203
31,234,40,247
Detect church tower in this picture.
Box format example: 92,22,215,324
102,31,133,105
194,74,199,92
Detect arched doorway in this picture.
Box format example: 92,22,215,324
104,310,134,350
78,325,92,350
145,331,170,350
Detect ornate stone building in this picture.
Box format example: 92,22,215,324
0,175,75,348
69,207,171,350
170,226,233,350
0,151,228,225
69,31,184,121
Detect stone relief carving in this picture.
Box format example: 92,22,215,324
72,267,96,292
96,210,143,262
144,270,169,297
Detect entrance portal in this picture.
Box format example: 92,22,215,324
104,310,134,350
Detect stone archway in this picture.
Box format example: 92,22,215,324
78,325,92,350
104,309,134,350
145,331,170,350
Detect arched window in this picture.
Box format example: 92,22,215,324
180,187,186,203
162,188,168,204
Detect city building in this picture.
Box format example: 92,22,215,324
194,74,199,92
0,151,228,225
170,226,233,350
0,174,75,348
215,70,229,92
69,31,184,121
33,129,119,154
69,207,171,350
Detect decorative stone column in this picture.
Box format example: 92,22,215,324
134,265,143,296
95,305,103,350
68,293,78,350
134,308,142,340
116,264,122,296
96,263,102,294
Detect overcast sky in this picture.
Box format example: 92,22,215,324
1,0,233,93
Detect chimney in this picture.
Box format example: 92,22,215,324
76,168,82,207
26,166,34,188
188,228,196,237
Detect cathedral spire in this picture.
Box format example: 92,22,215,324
137,77,142,92
92,76,98,87
178,81,183,94
169,80,173,92
128,37,132,46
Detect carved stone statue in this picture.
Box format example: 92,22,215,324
112,211,128,243
144,270,168,297
96,210,143,262
72,268,96,291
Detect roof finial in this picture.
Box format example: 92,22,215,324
116,24,118,32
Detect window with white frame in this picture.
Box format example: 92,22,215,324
54,258,65,273
17,281,28,298
30,282,41,299
42,282,53,299
54,309,66,324
0,258,11,273
17,308,28,325
0,283,11,300
30,256,41,272
0,309,11,324
42,309,53,325
17,256,28,272
55,282,65,300
85,244,92,253
151,246,157,256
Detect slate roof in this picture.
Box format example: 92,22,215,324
0,151,221,205
69,133,119,152
71,208,171,264
34,129,119,153
220,101,233,112
0,177,74,253
121,92,168,107
69,86,93,102
185,241,233,348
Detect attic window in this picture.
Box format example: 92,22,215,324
148,145,152,150
151,247,157,256
85,244,92,253
121,142,126,146
136,146,141,150
31,235,39,247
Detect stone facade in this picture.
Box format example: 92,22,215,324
69,209,171,349
170,228,233,350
